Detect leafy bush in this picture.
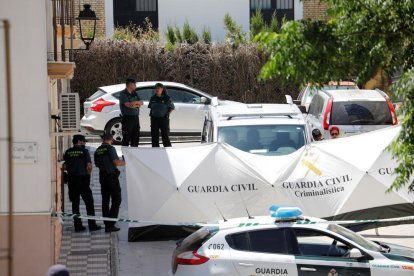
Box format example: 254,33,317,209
112,18,158,42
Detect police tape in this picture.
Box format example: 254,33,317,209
54,212,205,227
53,212,414,228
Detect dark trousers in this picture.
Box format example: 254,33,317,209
151,117,171,147
99,172,122,227
122,115,140,147
67,175,97,228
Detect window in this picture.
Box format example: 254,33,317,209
294,228,351,257
87,90,106,101
251,0,272,10
276,0,293,9
304,87,317,105
327,224,381,252
331,101,392,125
249,229,299,254
136,0,157,12
226,232,250,251
226,228,300,254
218,125,305,156
136,88,154,101
167,88,201,104
308,95,324,117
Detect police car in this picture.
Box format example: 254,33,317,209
202,98,311,156
172,206,414,276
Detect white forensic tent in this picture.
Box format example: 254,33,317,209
124,126,414,238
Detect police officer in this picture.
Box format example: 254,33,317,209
148,83,175,147
119,78,143,147
94,134,125,232
64,135,101,232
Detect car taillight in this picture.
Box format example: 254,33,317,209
176,251,209,266
385,97,398,125
90,98,116,112
323,98,333,130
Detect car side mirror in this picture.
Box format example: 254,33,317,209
349,248,364,259
298,105,307,113
200,97,208,104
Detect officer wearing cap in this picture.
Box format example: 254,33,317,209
312,129,324,141
94,134,125,232
148,83,175,147
63,135,101,232
119,78,143,147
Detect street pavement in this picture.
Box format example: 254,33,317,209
59,142,414,276
59,146,116,276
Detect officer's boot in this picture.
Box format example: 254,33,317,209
74,218,86,232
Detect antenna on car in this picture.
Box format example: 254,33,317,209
239,192,254,219
214,202,227,222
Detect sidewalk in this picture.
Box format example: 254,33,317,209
58,147,118,276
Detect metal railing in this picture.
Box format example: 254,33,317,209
52,0,75,61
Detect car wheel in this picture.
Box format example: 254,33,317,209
105,118,123,145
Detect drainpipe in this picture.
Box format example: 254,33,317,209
2,19,14,276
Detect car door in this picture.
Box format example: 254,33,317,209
166,87,209,134
226,228,299,276
135,87,154,133
307,94,326,136
293,228,371,276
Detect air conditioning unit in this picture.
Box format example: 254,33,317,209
59,93,80,131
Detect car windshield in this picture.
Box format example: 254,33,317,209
331,101,392,125
328,224,382,252
218,125,306,156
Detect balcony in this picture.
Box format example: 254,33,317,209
48,0,77,79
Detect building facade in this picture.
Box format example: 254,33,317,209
111,0,305,41
0,0,76,275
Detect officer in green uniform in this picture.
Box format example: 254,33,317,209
94,134,125,232
119,78,143,147
64,135,101,232
148,83,175,147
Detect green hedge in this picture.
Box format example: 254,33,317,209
71,40,299,104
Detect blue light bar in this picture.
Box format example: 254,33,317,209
269,205,303,220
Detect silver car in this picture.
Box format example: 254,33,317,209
305,89,398,139
81,81,238,143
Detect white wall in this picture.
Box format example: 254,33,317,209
158,0,250,42
294,0,304,20
0,0,51,213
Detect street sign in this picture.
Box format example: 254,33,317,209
13,142,38,164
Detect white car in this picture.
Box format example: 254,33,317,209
306,89,398,139
172,206,414,276
295,81,358,112
80,82,238,143
202,101,311,156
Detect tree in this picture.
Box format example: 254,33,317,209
255,0,414,191
202,27,212,44
224,13,246,48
